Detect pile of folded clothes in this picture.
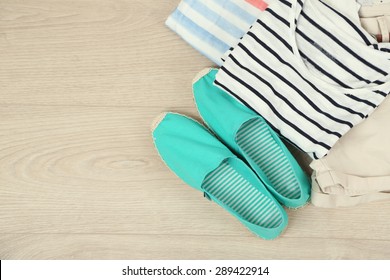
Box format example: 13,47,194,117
152,0,390,239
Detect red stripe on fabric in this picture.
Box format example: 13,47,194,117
245,0,268,11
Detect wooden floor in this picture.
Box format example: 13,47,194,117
1,0,389,260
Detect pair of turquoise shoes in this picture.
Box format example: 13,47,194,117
152,68,310,239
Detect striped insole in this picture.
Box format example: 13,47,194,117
236,118,301,199
202,160,282,228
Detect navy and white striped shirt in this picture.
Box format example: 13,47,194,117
215,0,390,159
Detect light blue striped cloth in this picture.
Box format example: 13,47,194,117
166,0,263,65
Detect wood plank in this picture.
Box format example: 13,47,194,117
0,0,213,108
1,234,389,259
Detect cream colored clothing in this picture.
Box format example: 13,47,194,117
310,94,390,207
359,2,390,42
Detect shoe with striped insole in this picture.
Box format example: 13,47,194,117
193,68,311,208
152,112,288,239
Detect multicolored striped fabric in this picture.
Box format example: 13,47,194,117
203,160,283,228
165,0,266,65
236,118,301,199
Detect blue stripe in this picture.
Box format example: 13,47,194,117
170,9,230,54
210,0,257,25
184,0,245,38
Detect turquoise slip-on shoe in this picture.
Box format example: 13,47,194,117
193,68,311,209
152,112,288,239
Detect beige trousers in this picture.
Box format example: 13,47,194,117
310,93,390,207
359,3,390,42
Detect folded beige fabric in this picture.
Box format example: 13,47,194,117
310,93,390,207
359,2,390,42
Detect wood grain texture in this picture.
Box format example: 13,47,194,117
0,0,389,260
